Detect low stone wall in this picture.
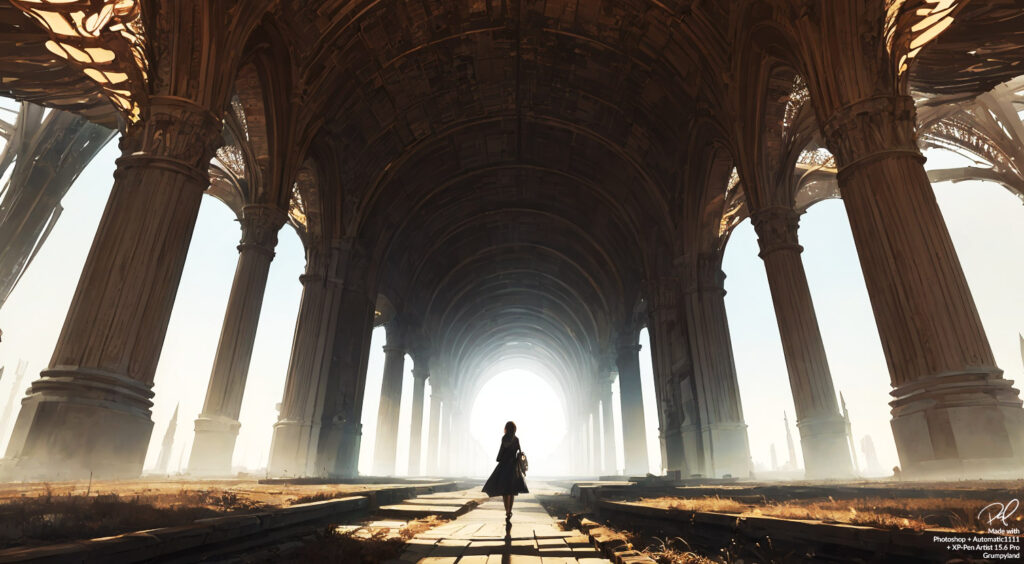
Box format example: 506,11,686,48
0,481,460,563
595,499,970,563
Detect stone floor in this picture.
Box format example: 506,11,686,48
391,492,611,563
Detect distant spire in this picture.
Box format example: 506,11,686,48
839,390,859,473
784,411,797,471
0,360,28,433
154,403,178,475
1019,333,1023,370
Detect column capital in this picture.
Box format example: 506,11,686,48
382,344,406,356
750,206,803,259
679,252,727,295
412,367,430,381
238,204,288,258
117,96,223,185
616,342,642,357
645,276,681,315
821,95,922,179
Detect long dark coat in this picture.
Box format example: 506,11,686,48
482,433,529,496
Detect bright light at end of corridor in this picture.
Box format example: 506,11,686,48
469,369,567,476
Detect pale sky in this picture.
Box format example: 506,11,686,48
0,124,1020,478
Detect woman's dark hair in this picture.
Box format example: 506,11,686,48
504,421,516,435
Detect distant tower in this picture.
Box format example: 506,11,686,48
1019,333,1023,369
0,360,28,432
861,435,883,476
770,443,778,471
784,411,798,471
155,404,179,475
840,392,859,473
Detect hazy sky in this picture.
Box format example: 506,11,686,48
0,131,1019,478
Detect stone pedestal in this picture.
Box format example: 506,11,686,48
615,343,649,475
372,326,407,476
819,95,1024,478
407,364,428,475
3,97,222,480
189,205,286,476
751,207,852,479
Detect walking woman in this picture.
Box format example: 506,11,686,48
482,421,528,524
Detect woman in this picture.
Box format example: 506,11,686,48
482,420,528,523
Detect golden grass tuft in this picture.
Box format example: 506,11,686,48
636,495,1002,532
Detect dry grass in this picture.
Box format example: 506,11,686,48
0,486,268,548
637,495,1001,532
274,515,450,563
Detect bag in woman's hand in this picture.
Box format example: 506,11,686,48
517,451,528,475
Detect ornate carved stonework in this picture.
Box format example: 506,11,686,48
821,95,922,178
117,97,223,183
238,204,287,257
751,207,803,259
646,276,681,317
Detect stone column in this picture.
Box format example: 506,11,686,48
616,342,649,475
791,7,1024,477
268,252,340,477
314,266,376,479
440,401,452,475
646,278,687,475
598,376,618,474
820,95,1024,477
372,323,407,475
3,98,222,480
590,405,601,475
189,205,287,476
407,359,429,476
750,207,853,479
426,386,442,475
681,253,751,479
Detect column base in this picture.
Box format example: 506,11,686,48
2,368,154,481
187,414,240,477
704,423,750,479
890,372,1024,479
797,415,854,479
268,418,319,477
315,418,362,478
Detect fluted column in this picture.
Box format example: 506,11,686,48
681,253,750,479
823,96,1024,477
426,385,442,475
646,278,687,475
792,5,1024,478
268,252,341,477
189,205,287,476
3,98,222,480
616,342,649,475
590,404,601,475
598,375,618,474
407,359,429,476
751,207,852,479
372,323,407,475
314,263,376,479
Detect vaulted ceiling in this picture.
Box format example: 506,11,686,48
1,0,1022,402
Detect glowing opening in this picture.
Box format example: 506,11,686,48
469,369,567,476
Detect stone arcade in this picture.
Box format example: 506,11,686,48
0,0,1022,481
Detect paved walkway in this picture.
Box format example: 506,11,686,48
392,492,611,563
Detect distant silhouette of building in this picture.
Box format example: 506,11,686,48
861,435,884,476
770,443,778,471
783,411,799,471
840,392,859,473
154,404,179,475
